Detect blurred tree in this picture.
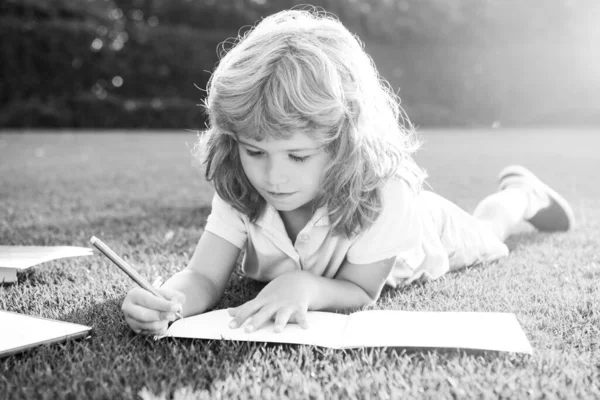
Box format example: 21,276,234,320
0,0,228,128
1,0,598,128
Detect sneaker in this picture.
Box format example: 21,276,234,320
498,165,574,232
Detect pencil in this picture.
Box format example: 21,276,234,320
90,236,183,320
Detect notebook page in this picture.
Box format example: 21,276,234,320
163,309,349,348
0,246,93,269
342,310,533,354
0,311,91,357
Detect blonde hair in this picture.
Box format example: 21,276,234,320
196,7,426,237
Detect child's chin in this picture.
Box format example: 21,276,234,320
268,202,298,212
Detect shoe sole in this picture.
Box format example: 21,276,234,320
498,165,575,232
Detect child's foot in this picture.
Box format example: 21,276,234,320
498,165,574,232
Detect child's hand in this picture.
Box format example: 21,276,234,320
227,271,312,333
121,287,185,335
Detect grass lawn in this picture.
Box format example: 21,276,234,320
1,129,599,399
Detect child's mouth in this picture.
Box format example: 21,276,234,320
267,191,295,199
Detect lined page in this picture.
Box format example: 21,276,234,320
341,310,533,354
163,309,349,348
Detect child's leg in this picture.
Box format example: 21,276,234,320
473,165,574,242
473,188,529,242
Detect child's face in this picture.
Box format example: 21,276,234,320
238,131,330,213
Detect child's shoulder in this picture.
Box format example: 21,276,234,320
210,192,248,220
382,177,418,204
371,177,420,225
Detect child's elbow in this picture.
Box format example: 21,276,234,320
360,286,383,306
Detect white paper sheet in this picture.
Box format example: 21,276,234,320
0,246,93,269
161,309,533,354
341,310,533,353
162,309,348,348
0,311,91,357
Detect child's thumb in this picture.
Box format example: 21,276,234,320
157,287,186,305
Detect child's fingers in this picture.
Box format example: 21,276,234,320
138,320,167,333
122,287,179,335
227,306,238,317
156,287,186,305
132,320,169,336
138,325,168,336
228,299,264,329
133,289,181,314
123,303,176,323
242,303,280,333
273,306,297,333
292,310,310,329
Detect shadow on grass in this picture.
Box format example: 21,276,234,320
4,296,263,396
4,260,537,397
377,346,532,365
1,205,213,246
504,231,554,252
11,267,78,287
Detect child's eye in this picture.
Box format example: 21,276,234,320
289,154,309,163
245,149,264,157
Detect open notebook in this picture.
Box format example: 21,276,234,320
159,309,533,354
0,246,93,283
0,311,92,358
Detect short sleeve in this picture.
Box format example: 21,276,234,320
204,193,248,249
346,179,423,265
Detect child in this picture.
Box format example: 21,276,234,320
121,9,574,335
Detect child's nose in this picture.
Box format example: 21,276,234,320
265,159,289,186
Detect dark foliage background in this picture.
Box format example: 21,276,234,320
1,0,599,129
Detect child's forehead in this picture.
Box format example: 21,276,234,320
237,130,323,149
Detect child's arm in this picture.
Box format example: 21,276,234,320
162,231,241,315
228,256,395,333
121,232,240,335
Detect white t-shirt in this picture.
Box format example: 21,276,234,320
204,178,508,287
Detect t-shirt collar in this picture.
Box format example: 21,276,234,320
256,203,330,231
